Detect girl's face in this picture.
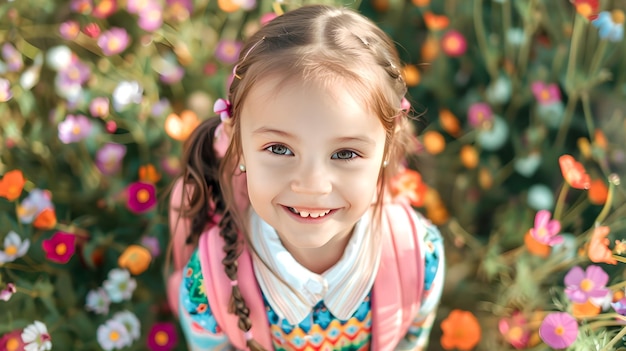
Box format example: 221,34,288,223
239,77,387,250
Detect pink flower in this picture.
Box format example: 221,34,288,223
2,43,23,72
58,114,93,144
498,311,530,349
89,97,110,118
529,210,563,246
0,283,16,301
138,4,163,32
96,143,126,175
441,30,467,57
531,81,561,105
215,39,243,64
59,20,80,40
97,27,130,56
147,322,178,351
538,312,578,349
467,102,493,128
42,231,76,264
260,12,277,25
0,78,12,102
70,0,93,14
0,329,25,351
127,182,157,214
127,0,155,14
564,265,610,303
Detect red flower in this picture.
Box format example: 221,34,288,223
558,155,590,189
42,231,76,264
0,328,25,351
147,322,178,351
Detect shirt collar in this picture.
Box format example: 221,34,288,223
249,209,380,325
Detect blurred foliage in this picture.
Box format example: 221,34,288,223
0,0,625,350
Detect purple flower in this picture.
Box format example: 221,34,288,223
70,0,93,14
2,43,23,72
150,98,171,117
138,4,163,32
97,27,130,56
592,10,624,42
159,65,184,85
96,143,127,175
89,97,110,118
141,236,161,257
538,312,578,349
127,182,157,213
59,20,80,40
0,78,12,102
85,287,111,314
467,102,493,128
531,81,561,105
564,265,610,303
0,283,16,301
529,210,563,246
215,39,243,65
58,114,92,144
58,59,91,86
612,296,626,315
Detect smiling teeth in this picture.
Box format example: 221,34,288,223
291,208,331,218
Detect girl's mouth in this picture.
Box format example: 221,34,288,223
285,206,335,219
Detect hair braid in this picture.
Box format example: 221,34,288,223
218,209,267,351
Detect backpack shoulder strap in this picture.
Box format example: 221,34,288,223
199,227,274,351
371,201,425,351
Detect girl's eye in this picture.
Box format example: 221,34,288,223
266,144,293,155
332,150,358,160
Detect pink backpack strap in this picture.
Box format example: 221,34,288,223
199,227,274,351
167,178,197,317
371,201,425,351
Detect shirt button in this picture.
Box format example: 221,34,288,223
304,279,323,295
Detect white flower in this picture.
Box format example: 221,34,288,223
506,28,526,46
46,46,72,71
21,321,52,351
85,288,111,315
0,231,30,264
486,75,512,105
527,184,554,211
97,319,132,351
112,310,141,340
477,115,509,151
20,54,43,90
102,268,136,303
112,81,143,111
537,101,565,129
514,153,542,177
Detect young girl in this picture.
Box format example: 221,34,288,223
168,5,444,351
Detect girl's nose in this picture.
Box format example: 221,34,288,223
290,162,332,195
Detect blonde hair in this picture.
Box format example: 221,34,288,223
178,5,417,350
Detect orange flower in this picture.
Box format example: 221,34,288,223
588,226,616,265
423,12,449,31
441,309,481,350
558,155,591,189
524,231,551,258
218,0,239,12
572,299,601,318
389,169,428,207
33,208,57,230
426,203,450,225
460,145,479,169
139,164,161,184
118,245,152,275
402,64,421,87
587,179,608,205
577,137,592,159
593,129,608,149
164,110,200,141
439,109,461,137
0,170,26,201
412,0,430,6
421,35,440,62
423,131,446,154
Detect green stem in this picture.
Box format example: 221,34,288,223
565,14,583,93
581,93,595,139
473,0,497,80
588,39,608,79
553,182,570,221
554,93,579,150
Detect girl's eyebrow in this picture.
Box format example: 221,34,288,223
252,127,375,145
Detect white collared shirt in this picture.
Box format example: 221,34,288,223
249,209,381,325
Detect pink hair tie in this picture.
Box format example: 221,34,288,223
244,330,253,340
229,279,238,286
213,98,232,121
